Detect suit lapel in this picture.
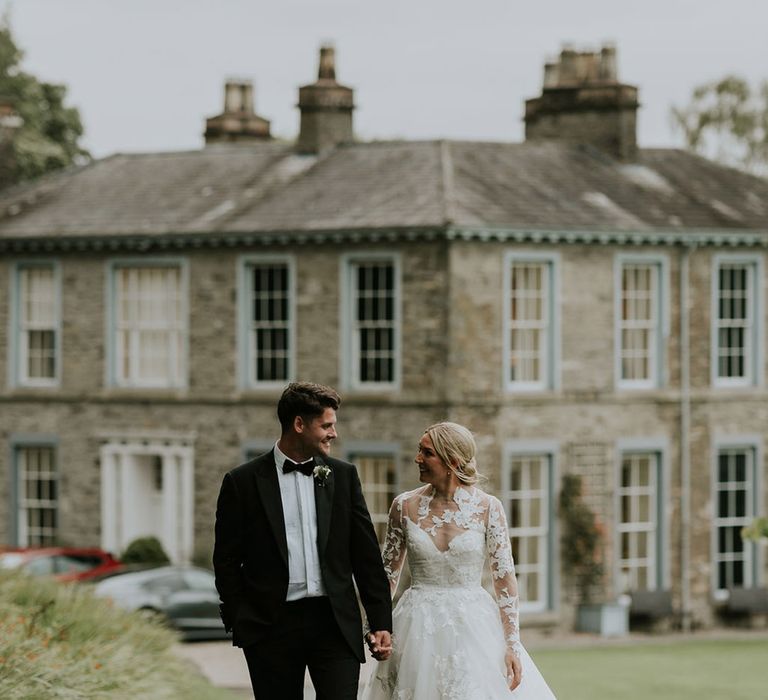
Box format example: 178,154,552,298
314,458,334,558
255,452,289,568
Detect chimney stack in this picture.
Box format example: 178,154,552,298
524,44,639,161
297,44,355,154
204,79,271,144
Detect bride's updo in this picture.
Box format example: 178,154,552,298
425,422,485,485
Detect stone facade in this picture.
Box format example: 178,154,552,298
1,237,766,631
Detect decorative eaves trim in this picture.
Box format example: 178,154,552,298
0,225,766,253
446,226,768,248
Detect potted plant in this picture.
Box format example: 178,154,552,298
559,473,628,636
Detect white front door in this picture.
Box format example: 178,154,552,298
100,438,194,563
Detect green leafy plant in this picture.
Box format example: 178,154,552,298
559,473,604,604
741,516,768,542
121,536,171,566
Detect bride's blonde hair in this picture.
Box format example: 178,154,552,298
424,422,485,485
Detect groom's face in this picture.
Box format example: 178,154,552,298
295,407,338,457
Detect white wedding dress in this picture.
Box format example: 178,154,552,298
361,485,557,700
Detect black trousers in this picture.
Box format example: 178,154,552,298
242,596,360,700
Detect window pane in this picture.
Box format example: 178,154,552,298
19,267,57,382
714,448,754,590
509,262,550,384
116,267,183,386
619,263,658,383
353,454,397,543
17,446,58,547
716,264,753,381
248,263,290,383
617,452,658,593
352,261,396,385
506,454,549,609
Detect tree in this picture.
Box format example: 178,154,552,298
671,75,768,177
0,15,89,185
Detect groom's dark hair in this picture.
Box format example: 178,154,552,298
277,382,341,433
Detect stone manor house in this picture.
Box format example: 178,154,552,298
1,44,767,630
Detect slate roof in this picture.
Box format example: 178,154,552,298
0,140,766,244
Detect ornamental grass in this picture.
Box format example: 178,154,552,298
0,570,228,699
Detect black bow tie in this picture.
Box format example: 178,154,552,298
282,458,315,477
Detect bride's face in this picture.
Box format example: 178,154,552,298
415,434,449,486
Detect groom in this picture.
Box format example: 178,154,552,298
213,382,392,699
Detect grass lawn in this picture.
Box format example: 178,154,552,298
529,637,768,700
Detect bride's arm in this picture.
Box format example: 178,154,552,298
382,494,407,597
485,496,523,658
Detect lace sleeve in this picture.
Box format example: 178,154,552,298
485,496,522,657
382,494,407,597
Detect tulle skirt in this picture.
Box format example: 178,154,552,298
361,585,557,700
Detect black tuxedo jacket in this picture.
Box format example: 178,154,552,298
213,450,392,661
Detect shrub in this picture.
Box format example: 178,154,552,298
559,473,604,604
121,536,171,566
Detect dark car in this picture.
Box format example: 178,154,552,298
93,565,229,641
0,547,122,582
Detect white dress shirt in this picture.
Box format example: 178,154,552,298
273,442,327,601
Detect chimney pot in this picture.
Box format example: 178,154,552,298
600,44,618,81
543,62,559,88
318,45,336,81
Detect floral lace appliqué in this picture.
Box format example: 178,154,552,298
422,486,485,537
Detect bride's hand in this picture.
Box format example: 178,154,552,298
505,650,522,691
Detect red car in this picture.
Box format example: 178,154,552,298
0,547,123,582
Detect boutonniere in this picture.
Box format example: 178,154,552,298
313,463,331,487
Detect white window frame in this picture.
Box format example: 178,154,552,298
711,254,764,389
11,438,59,547
105,259,189,389
340,253,401,391
502,440,558,613
614,255,669,390
503,251,560,393
614,438,669,595
345,442,400,545
237,255,295,390
711,436,763,594
10,261,62,387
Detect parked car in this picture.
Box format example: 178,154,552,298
93,565,229,641
0,547,122,582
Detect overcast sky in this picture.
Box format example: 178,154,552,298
5,0,767,158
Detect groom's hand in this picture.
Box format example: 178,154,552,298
366,630,392,661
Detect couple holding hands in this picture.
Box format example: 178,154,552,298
213,382,556,699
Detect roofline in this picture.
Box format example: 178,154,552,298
0,225,766,253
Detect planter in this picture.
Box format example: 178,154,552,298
576,601,629,637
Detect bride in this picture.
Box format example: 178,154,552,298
362,422,557,699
